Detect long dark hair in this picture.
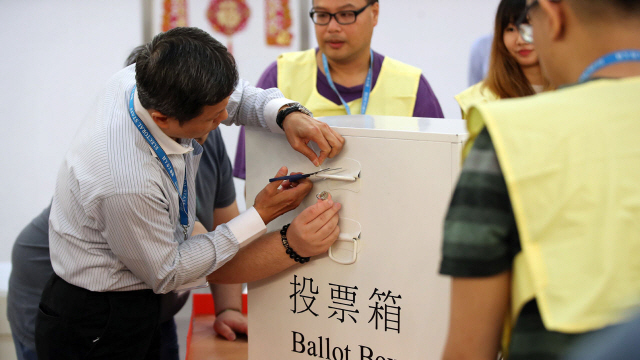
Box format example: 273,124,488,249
484,0,536,99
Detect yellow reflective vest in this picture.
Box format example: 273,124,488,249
276,49,421,117
469,77,640,333
455,82,500,161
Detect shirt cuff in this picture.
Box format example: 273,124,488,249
264,98,296,134
226,206,267,245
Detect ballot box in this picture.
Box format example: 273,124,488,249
245,115,467,360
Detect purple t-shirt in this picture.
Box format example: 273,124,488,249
232,50,444,179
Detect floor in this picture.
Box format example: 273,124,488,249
175,288,211,360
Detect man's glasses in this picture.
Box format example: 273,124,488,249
309,1,376,25
515,0,561,44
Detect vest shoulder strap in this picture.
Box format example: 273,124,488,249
456,81,500,161
456,81,499,119
277,49,318,103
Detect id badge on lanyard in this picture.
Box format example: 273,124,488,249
128,86,208,292
579,50,640,83
128,86,190,239
322,49,374,115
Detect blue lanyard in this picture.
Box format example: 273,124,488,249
128,86,189,238
579,49,640,83
322,49,374,115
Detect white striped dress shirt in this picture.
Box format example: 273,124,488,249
49,65,292,293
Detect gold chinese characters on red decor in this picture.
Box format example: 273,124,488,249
207,0,251,36
163,0,189,31
266,0,292,46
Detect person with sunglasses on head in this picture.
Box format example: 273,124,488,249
440,0,640,359
231,0,443,182
456,0,551,161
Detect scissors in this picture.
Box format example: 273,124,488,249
269,168,342,182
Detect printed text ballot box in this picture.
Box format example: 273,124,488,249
246,115,467,360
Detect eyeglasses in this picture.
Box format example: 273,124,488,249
309,1,376,25
515,0,561,44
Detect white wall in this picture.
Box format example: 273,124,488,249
1,1,142,262
370,0,500,118
0,0,498,263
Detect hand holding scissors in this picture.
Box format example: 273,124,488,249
269,168,342,183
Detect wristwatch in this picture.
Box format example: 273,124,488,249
276,103,313,130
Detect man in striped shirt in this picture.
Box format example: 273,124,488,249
36,27,344,359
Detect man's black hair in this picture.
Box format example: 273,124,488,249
598,0,640,13
311,0,378,5
571,0,640,19
125,45,147,67
135,27,239,125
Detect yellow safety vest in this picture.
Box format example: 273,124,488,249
470,77,640,333
276,49,421,118
455,81,500,161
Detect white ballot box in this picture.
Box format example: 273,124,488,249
245,115,467,360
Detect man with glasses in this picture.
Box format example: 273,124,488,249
439,0,640,359
231,0,443,181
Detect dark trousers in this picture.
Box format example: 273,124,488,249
35,274,162,360
159,318,179,360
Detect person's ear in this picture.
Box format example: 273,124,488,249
538,0,566,41
371,2,379,27
150,111,171,130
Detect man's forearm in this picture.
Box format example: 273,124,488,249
209,283,243,314
207,232,295,284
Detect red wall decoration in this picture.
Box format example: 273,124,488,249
162,0,189,31
266,0,292,46
207,0,251,53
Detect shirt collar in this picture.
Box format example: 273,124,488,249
133,89,193,155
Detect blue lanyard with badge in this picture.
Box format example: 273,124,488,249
128,86,209,292
322,49,374,115
579,49,640,83
128,85,190,241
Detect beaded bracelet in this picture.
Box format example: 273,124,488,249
280,224,310,264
